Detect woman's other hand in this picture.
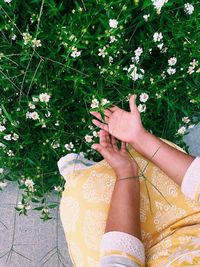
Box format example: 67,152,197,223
92,129,138,179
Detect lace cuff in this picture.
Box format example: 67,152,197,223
57,153,96,177
181,157,200,202
100,231,145,265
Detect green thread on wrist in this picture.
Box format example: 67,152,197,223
116,175,139,182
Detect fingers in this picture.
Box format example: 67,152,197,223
104,109,112,117
92,119,109,132
121,141,127,153
90,111,109,123
99,130,111,148
91,143,109,159
111,135,118,151
129,95,138,114
108,105,120,112
103,131,112,148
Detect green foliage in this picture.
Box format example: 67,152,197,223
0,0,199,220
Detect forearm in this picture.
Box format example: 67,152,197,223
105,176,141,240
132,130,195,186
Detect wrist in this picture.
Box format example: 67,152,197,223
130,129,149,151
116,166,139,181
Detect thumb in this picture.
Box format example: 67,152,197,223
129,94,138,114
92,144,109,159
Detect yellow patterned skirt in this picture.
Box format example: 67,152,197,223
59,139,200,266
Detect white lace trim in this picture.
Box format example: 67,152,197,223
100,231,145,264
57,153,96,177
181,157,200,201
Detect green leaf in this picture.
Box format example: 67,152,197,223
33,206,44,211
48,204,58,209
1,104,14,125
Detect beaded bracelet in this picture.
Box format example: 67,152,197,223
116,175,140,182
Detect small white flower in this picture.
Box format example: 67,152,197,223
101,98,110,106
152,0,168,12
0,125,6,132
167,67,176,75
137,104,146,113
0,181,7,188
28,103,36,109
25,179,34,188
0,53,4,60
64,142,74,151
110,36,117,43
32,97,39,102
79,152,85,157
187,59,198,75
31,111,39,120
54,186,62,192
188,124,195,129
51,143,60,149
184,3,194,15
98,47,107,58
177,126,186,135
161,47,168,53
190,59,198,68
17,202,24,209
42,208,49,214
92,131,98,137
109,19,118,28
12,133,19,141
88,125,94,130
135,47,143,57
22,32,32,45
143,14,150,22
71,50,81,58
91,98,99,109
7,150,14,156
139,93,149,103
127,64,144,81
0,168,4,174
109,56,113,65
45,111,51,118
32,38,42,48
39,93,51,102
153,32,163,42
3,134,12,141
182,117,190,124
4,0,12,3
0,143,6,148
26,112,32,119
168,57,177,66
25,204,31,210
157,43,164,50
187,66,195,75
85,135,93,143
12,34,17,40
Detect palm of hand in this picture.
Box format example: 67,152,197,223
108,109,137,143
91,105,143,144
92,130,138,177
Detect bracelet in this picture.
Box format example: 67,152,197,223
116,175,140,182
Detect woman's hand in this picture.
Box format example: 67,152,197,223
92,129,138,179
90,95,147,147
